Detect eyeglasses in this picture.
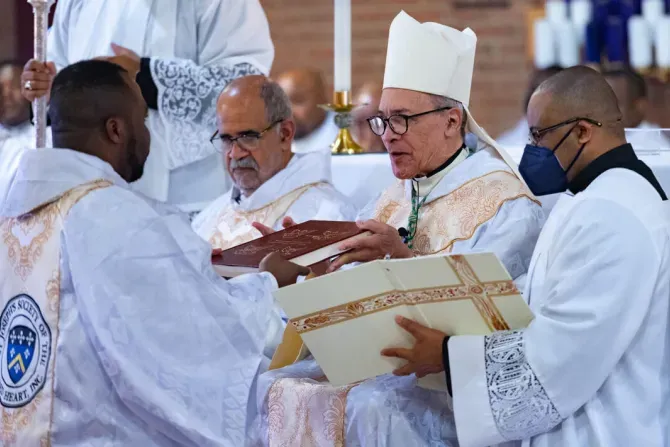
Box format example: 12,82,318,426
210,120,282,152
529,117,602,145
367,106,453,136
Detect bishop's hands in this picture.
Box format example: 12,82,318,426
326,220,413,272
259,252,310,288
21,60,57,102
381,316,447,378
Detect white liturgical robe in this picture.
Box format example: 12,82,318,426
193,151,357,249
0,148,280,446
47,0,274,213
251,148,545,446
451,167,670,446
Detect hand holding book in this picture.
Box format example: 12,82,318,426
326,219,413,272
259,252,311,287
381,315,446,378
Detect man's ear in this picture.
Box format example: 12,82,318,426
280,119,296,149
443,108,462,139
104,117,125,144
577,121,595,144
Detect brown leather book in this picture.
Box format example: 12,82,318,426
211,220,368,278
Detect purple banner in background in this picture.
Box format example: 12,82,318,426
606,16,626,63
586,20,604,63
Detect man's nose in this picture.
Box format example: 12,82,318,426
229,141,248,159
381,125,399,146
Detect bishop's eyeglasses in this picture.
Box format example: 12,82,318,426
210,120,282,152
367,106,453,136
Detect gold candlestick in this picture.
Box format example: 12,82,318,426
321,90,363,155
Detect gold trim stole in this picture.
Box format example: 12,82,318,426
0,179,111,446
264,170,538,447
208,182,329,250
374,170,539,255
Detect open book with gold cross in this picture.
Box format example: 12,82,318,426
272,253,534,387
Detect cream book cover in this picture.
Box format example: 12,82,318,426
274,253,534,387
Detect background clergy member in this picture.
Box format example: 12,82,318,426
0,60,310,446
496,66,563,148
277,68,339,154
193,75,356,250
0,61,32,145
384,66,670,447
20,0,273,216
252,12,545,446
604,69,670,150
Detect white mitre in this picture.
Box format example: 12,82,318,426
383,10,523,179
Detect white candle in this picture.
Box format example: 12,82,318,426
643,0,665,28
628,16,653,70
555,21,579,68
534,19,556,69
569,0,592,44
655,16,670,68
546,0,568,25
334,0,352,92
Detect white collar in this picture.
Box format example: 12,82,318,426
412,148,469,199
230,151,331,211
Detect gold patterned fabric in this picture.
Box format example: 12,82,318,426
261,170,537,446
206,183,328,250
373,170,538,255
0,180,110,446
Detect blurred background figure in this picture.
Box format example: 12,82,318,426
604,69,670,149
351,81,385,153
277,68,338,154
604,69,653,129
0,60,31,144
496,66,563,148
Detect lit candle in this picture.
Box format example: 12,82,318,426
334,0,352,92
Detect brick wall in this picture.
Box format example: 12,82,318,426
263,0,543,137
0,0,16,62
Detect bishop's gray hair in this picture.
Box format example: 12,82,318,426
429,94,468,137
260,79,292,125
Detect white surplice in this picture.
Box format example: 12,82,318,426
48,0,274,213
0,148,282,446
251,148,546,447
291,112,339,154
450,169,670,447
193,151,357,241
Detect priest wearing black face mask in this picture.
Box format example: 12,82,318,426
382,66,670,447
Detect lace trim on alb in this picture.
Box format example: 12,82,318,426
151,59,262,169
485,330,562,441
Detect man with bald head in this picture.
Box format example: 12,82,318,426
391,66,670,446
193,74,355,251
351,81,386,153
277,68,339,153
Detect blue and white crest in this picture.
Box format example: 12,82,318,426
0,294,51,408
6,325,36,384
